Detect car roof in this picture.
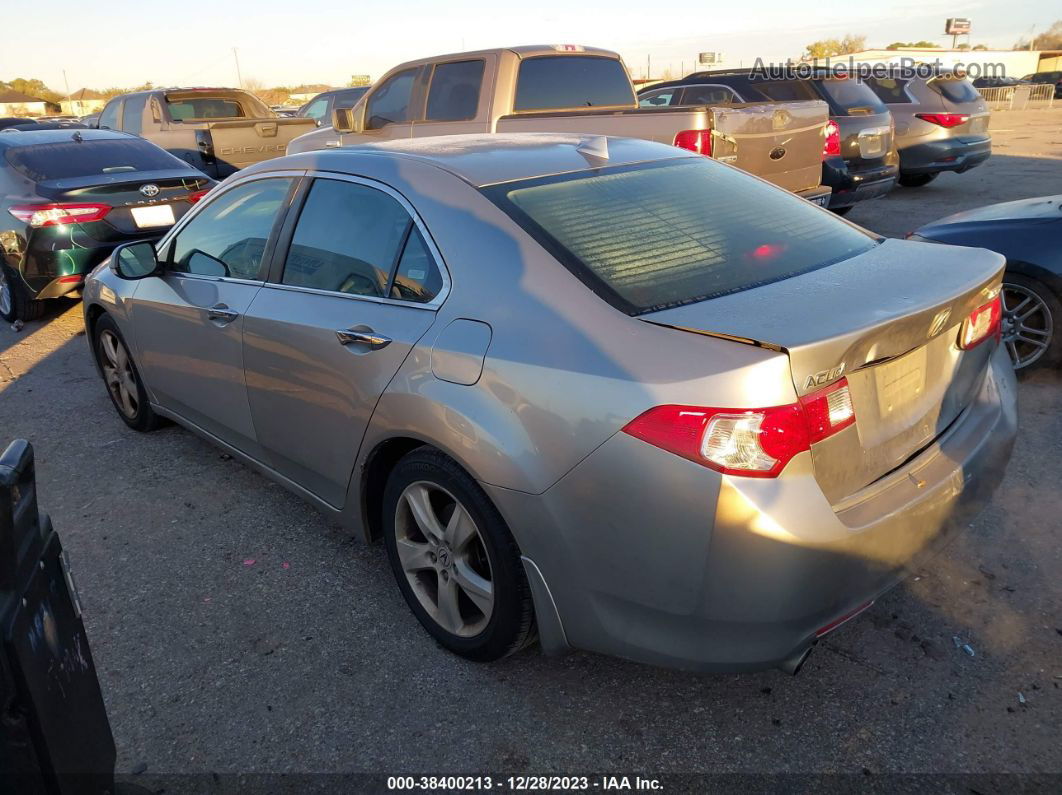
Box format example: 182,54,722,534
263,133,695,187
0,127,133,151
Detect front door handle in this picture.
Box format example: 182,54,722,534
206,303,239,323
335,328,391,350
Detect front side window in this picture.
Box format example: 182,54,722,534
169,178,293,280
302,97,330,122
282,179,441,303
98,99,122,130
639,90,675,107
514,56,635,111
366,69,417,130
426,60,484,121
484,159,876,315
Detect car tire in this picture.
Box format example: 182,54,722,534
898,173,938,188
0,265,46,324
1001,273,1060,374
831,206,854,216
93,314,162,432
382,447,535,661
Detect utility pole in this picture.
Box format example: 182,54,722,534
233,47,243,88
647,54,651,80
62,69,72,111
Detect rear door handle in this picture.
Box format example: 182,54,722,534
206,303,239,323
335,328,391,350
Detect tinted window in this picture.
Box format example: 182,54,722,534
366,69,417,129
485,159,875,315
334,87,369,109
302,97,330,122
282,179,411,297
98,99,121,130
6,139,185,181
746,79,818,102
817,79,888,115
865,77,911,104
514,56,634,111
170,178,292,280
638,90,676,107
167,97,246,120
426,60,484,121
933,78,980,103
121,94,149,134
681,85,738,104
390,227,442,303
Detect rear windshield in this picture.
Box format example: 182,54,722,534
864,77,911,104
816,78,888,115
484,159,876,315
932,78,981,103
167,96,251,120
5,139,184,181
514,56,634,111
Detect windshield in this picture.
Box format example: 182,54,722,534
6,139,186,181
484,159,876,315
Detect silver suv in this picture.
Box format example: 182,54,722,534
864,70,990,187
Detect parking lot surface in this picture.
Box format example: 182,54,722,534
1,109,1060,780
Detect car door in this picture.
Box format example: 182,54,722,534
353,67,421,143
242,174,447,507
412,57,492,138
129,175,297,458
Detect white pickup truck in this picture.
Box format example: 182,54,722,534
288,45,832,201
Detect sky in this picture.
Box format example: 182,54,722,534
3,0,1058,92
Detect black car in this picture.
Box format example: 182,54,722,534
1020,71,1062,99
909,196,1062,372
297,87,370,126
638,69,899,214
0,129,214,322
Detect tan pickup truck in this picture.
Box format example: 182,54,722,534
288,45,831,202
97,88,316,179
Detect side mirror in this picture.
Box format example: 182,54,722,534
110,241,159,280
332,107,357,133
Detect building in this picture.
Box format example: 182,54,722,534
60,88,107,117
812,48,1062,81
0,89,52,117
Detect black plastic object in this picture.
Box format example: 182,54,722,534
0,440,116,794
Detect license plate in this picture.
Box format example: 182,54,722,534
969,115,988,133
858,126,890,159
131,204,175,228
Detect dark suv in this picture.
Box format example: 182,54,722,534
639,69,898,214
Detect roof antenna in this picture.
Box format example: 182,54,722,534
576,135,609,162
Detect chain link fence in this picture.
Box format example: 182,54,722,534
977,83,1056,110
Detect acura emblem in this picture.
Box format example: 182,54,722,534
139,184,160,198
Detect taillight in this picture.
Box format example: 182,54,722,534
915,113,969,128
187,189,210,204
622,378,856,478
958,295,1002,349
822,120,841,159
8,203,111,228
673,129,713,156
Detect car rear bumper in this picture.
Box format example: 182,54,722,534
900,137,991,175
20,232,164,299
822,159,899,209
489,346,1017,672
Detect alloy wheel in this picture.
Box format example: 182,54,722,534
99,329,140,418
393,481,494,637
1001,282,1053,370
0,269,11,318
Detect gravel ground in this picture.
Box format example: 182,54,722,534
1,108,1060,785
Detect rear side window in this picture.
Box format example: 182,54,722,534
426,60,484,121
366,69,417,129
121,94,149,134
680,85,738,104
865,77,911,104
514,56,634,111
746,79,818,102
167,97,246,120
5,139,184,181
98,99,122,130
932,78,981,103
484,159,876,315
816,79,887,115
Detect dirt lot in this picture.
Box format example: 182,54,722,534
1,109,1060,786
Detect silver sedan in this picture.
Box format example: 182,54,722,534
83,133,1017,673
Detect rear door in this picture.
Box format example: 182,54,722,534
242,174,446,507
130,176,297,458
412,56,494,138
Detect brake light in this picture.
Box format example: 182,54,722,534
673,129,713,156
9,203,111,228
915,113,969,128
622,378,856,478
822,120,841,159
958,296,1002,349
187,189,210,204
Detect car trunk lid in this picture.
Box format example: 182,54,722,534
640,238,1005,503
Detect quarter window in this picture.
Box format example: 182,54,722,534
282,179,441,303
366,69,417,130
169,178,293,280
426,60,484,121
